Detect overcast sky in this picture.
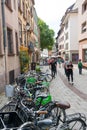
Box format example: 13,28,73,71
35,0,76,37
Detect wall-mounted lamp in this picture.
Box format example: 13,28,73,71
26,22,30,31
20,22,30,33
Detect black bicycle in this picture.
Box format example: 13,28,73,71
17,98,86,130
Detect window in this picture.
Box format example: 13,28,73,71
59,45,61,49
82,0,87,14
65,53,69,59
19,22,22,44
65,21,68,30
0,21,2,55
65,43,68,50
9,70,14,84
14,0,16,10
7,27,13,54
59,36,64,43
65,32,68,40
61,44,64,49
18,0,21,9
15,32,19,55
5,0,12,10
23,2,26,18
81,21,86,33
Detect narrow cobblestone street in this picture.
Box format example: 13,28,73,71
0,64,87,128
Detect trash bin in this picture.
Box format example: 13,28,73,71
31,62,36,70
5,84,15,97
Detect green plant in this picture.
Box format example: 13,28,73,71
19,51,30,73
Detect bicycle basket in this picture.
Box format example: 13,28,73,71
0,112,23,129
26,77,37,84
42,81,50,87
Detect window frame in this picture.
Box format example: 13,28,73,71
82,1,87,14
7,27,14,55
15,32,19,55
5,0,12,11
81,21,86,33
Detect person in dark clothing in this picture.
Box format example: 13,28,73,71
67,61,73,84
78,59,83,74
63,58,69,77
50,58,57,78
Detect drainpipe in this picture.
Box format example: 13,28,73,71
1,0,7,85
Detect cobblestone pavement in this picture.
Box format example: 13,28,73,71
0,92,8,108
0,64,87,129
49,64,87,123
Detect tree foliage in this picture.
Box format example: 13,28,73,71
38,18,55,50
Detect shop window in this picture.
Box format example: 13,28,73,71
83,49,87,62
0,21,2,55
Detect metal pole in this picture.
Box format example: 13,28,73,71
1,0,7,84
1,0,6,50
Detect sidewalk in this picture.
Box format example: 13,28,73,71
0,92,8,108
58,64,87,99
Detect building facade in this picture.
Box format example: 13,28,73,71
0,0,40,92
0,0,20,92
74,0,87,67
57,4,79,63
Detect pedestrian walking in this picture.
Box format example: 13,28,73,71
78,59,83,74
67,61,74,85
49,58,57,78
63,58,69,77
58,58,61,68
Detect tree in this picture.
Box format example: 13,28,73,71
38,18,55,50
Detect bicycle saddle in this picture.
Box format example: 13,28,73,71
36,94,48,99
55,101,70,109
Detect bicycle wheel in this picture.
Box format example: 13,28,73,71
59,118,86,130
67,118,86,130
46,74,52,82
0,101,16,112
19,122,40,130
46,105,66,126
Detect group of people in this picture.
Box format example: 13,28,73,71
34,57,83,85
49,57,83,85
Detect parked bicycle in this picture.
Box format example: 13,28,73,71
18,99,87,130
